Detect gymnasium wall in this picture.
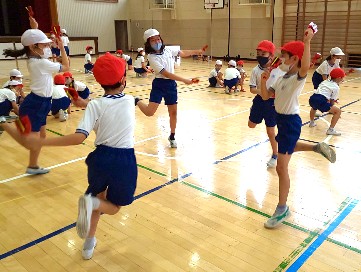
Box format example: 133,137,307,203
129,0,284,59
55,0,128,53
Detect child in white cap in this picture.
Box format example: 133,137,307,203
0,80,21,136
60,29,70,56
2,69,24,88
223,60,241,94
2,21,70,174
312,47,345,89
135,28,204,148
134,47,152,77
208,60,224,87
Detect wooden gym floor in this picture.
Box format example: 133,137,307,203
0,56,361,271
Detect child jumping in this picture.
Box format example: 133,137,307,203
309,67,345,135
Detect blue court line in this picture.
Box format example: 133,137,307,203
1,98,359,261
0,140,264,260
286,199,359,271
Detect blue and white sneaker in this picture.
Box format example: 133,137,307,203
264,206,290,229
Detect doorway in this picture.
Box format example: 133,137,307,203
115,20,128,51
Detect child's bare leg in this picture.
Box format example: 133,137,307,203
329,106,341,128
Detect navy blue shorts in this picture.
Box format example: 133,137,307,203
127,58,132,65
0,100,12,116
134,67,147,74
19,92,51,132
84,63,94,72
149,78,177,105
276,113,302,154
85,145,137,206
51,47,60,56
64,46,70,56
209,77,217,87
51,97,71,115
309,93,331,113
249,95,277,127
224,78,238,88
312,71,325,89
77,87,90,99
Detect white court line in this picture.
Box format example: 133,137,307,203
0,110,248,184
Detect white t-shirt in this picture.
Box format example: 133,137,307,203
28,58,62,97
270,73,307,115
74,81,87,92
61,36,69,46
76,93,135,148
0,88,16,103
84,53,91,64
316,60,340,75
52,85,67,100
148,47,179,79
209,68,221,78
249,65,265,89
122,54,131,62
134,55,145,69
314,79,340,100
2,81,10,88
224,67,240,80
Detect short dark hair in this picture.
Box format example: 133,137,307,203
101,81,122,91
144,37,165,54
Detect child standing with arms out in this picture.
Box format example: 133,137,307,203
249,40,286,168
223,60,241,94
260,27,336,228
236,60,246,92
84,46,94,74
309,68,345,135
21,52,137,260
2,27,69,174
311,47,345,89
135,28,204,148
208,60,224,87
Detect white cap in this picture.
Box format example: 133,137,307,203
330,47,345,56
228,60,236,67
215,60,222,65
143,29,160,42
9,69,23,78
61,29,67,34
8,80,22,86
137,47,144,52
21,29,52,46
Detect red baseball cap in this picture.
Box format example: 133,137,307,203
257,40,275,54
281,41,305,60
54,74,65,85
116,49,123,54
93,52,126,85
237,60,244,66
86,46,93,51
330,68,346,79
63,72,73,78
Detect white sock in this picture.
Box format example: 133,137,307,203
83,237,96,250
92,197,100,210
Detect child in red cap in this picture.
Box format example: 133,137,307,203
24,52,135,260
260,27,337,229
248,40,286,168
84,46,94,74
51,74,70,121
236,60,246,92
309,67,345,135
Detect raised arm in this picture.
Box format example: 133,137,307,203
299,28,314,78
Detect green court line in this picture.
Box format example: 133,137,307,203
45,128,361,259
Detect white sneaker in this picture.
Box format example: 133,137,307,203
0,116,6,123
59,110,68,122
309,120,316,127
316,142,336,163
26,167,50,175
326,128,341,136
76,194,93,239
264,206,290,229
267,157,277,168
168,137,177,148
82,238,97,260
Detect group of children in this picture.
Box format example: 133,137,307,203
0,17,348,260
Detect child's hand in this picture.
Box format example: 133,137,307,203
73,97,88,108
183,79,193,85
261,71,270,81
29,16,38,29
304,28,314,41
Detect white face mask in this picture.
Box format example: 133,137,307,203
41,47,52,59
89,51,93,54
279,57,291,72
335,58,341,65
141,52,145,56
